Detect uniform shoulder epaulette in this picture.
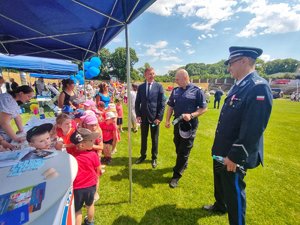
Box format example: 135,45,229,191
252,76,265,85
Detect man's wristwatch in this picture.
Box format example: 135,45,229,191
190,113,194,119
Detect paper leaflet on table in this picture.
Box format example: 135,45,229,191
0,182,46,224
21,149,57,161
0,148,32,168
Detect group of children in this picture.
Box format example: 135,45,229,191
20,97,124,225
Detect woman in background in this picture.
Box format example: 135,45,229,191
58,79,78,111
95,82,111,108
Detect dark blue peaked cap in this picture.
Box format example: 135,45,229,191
224,46,263,65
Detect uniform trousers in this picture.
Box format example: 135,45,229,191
214,98,221,109
213,160,246,225
172,122,197,179
140,119,159,160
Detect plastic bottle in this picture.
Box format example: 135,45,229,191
172,115,183,125
39,107,45,119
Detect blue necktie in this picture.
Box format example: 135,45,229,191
147,83,151,98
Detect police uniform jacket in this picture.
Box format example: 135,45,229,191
167,83,207,119
212,71,272,169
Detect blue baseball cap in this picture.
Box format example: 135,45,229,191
224,46,263,65
62,105,74,113
74,109,85,118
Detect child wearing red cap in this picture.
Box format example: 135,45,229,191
70,128,100,225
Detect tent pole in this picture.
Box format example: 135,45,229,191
125,23,133,203
82,61,86,100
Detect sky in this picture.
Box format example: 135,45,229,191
106,0,300,75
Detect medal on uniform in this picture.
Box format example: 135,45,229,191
230,95,235,105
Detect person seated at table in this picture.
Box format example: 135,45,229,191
0,85,35,145
70,128,101,225
26,123,54,150
0,134,16,151
58,79,78,111
55,113,77,154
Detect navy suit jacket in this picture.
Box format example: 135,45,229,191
135,81,165,123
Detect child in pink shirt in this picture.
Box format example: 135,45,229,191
115,98,124,132
99,112,117,164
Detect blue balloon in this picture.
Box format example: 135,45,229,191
88,66,100,77
90,57,102,67
78,70,84,77
70,76,77,84
78,77,85,85
85,71,93,79
84,61,91,70
75,73,82,80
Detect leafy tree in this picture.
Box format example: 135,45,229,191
137,62,151,76
110,47,138,81
265,58,299,75
130,68,142,81
167,69,177,77
255,58,266,76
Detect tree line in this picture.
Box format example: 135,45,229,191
94,48,300,82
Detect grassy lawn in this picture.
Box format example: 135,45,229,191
89,98,300,225
18,98,300,224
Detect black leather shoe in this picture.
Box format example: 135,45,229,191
151,159,157,168
135,157,145,164
169,178,179,188
203,204,227,214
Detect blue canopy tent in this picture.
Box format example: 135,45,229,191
30,73,70,79
0,0,155,62
0,0,156,202
0,54,78,74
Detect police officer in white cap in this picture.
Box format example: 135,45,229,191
203,46,273,225
165,69,207,188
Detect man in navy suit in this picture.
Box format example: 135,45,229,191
135,67,165,168
203,46,273,225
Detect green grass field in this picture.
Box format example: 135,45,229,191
88,98,300,225
19,98,300,224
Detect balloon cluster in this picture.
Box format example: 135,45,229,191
70,56,102,85
72,70,84,85
30,104,39,115
84,56,102,79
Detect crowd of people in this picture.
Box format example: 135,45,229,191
0,46,274,225
0,76,133,225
